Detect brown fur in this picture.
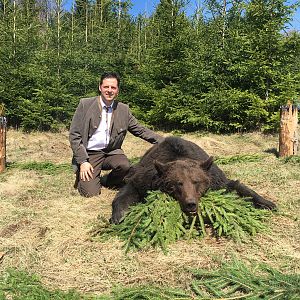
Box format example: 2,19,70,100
110,136,276,224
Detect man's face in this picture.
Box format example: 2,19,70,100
99,78,119,105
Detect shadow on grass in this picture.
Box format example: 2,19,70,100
264,147,279,158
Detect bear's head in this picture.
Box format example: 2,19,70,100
154,157,213,216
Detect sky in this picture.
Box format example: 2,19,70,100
128,0,300,31
64,0,300,31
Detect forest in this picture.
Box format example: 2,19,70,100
0,0,299,132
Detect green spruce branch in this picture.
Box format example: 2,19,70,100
1,262,299,300
215,154,263,165
92,190,271,253
190,260,300,299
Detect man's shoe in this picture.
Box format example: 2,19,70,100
100,174,109,187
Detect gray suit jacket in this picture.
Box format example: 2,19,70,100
69,96,162,170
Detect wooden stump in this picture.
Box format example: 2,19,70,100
0,116,7,173
279,103,299,157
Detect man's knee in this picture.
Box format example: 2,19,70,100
78,183,101,197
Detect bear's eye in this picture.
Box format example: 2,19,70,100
193,180,201,189
165,182,177,192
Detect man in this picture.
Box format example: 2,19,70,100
69,72,163,197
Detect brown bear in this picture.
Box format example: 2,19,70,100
110,136,276,224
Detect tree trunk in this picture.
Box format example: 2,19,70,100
279,103,299,157
55,0,62,77
117,0,121,39
222,0,227,48
13,0,17,58
0,116,7,173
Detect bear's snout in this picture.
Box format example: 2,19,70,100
183,199,198,214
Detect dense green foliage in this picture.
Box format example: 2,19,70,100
0,0,299,132
92,190,271,253
1,261,299,299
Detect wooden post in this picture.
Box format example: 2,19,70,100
279,102,299,157
0,115,7,172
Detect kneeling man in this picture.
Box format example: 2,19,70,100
69,71,162,197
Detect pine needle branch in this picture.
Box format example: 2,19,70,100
92,190,272,253
190,261,300,299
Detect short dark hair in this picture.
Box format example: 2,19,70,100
100,72,120,87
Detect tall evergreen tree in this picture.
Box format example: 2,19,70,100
133,0,196,128
0,0,299,132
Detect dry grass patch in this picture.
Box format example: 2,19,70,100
0,170,40,197
6,129,72,163
0,130,299,295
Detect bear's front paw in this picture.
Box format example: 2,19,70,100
109,216,119,224
110,209,125,224
226,180,240,190
260,199,277,210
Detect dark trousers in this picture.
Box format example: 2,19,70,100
77,150,130,197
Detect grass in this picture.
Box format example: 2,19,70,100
1,261,299,299
282,155,300,164
7,161,72,175
0,130,299,296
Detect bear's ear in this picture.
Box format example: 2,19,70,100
200,156,214,171
154,160,168,175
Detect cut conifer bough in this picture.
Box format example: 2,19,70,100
92,190,272,253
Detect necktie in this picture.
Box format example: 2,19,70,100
104,106,111,146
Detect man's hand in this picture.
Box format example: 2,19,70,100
80,162,94,181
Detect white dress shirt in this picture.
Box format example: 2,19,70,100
87,98,114,150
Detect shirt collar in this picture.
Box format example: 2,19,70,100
100,96,114,110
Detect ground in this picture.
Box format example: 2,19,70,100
0,130,299,294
